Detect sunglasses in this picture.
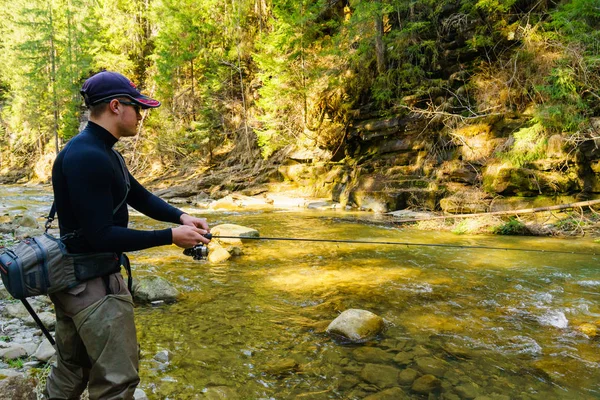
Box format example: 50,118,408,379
117,100,141,114
103,99,141,113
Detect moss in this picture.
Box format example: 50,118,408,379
492,218,532,235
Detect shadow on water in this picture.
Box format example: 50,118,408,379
130,209,600,399
3,186,599,399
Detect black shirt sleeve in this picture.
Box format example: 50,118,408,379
126,173,185,224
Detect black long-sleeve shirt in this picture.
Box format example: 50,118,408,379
52,121,183,253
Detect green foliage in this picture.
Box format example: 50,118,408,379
492,218,530,235
7,357,25,369
0,0,597,173
498,123,547,167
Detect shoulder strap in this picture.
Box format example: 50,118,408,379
111,149,131,214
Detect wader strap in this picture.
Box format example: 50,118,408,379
121,254,133,294
112,150,131,214
21,299,55,346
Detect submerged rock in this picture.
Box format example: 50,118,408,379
264,358,299,375
360,363,400,388
577,323,597,338
364,387,408,400
326,309,385,343
411,374,441,395
207,242,232,263
132,276,179,303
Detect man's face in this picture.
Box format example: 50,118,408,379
115,98,142,138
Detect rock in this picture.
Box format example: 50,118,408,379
363,387,408,400
33,339,55,362
207,243,232,263
0,375,37,400
0,285,10,300
15,214,39,229
211,224,260,245
414,356,449,377
393,351,414,365
326,309,385,343
0,345,27,360
19,342,38,357
353,347,394,363
264,358,298,375
202,386,239,400
209,194,273,211
3,302,37,320
0,368,24,378
577,323,597,338
133,388,149,400
225,246,243,257
153,350,171,363
455,382,481,399
24,311,55,329
398,368,419,385
360,363,400,389
411,374,441,395
132,276,179,303
337,375,361,391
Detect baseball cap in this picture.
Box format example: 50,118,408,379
80,71,161,109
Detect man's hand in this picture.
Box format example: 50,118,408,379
180,213,209,233
171,225,210,248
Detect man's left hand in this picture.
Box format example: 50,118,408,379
180,214,210,235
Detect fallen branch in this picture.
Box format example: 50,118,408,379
390,199,600,224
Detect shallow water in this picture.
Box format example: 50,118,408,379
2,186,600,399
132,210,600,399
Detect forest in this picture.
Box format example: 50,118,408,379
0,0,599,215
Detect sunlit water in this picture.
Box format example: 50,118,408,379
2,185,600,399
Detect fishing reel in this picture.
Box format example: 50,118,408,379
183,244,209,260
183,233,213,260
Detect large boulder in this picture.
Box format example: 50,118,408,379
326,309,385,343
211,224,259,245
132,276,179,303
209,194,273,211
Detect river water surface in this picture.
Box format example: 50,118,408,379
2,185,600,399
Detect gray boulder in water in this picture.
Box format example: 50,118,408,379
132,276,179,303
326,309,385,343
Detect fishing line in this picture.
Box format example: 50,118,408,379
207,234,598,256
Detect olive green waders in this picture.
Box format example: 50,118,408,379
44,273,139,400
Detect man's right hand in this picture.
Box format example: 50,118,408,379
171,225,210,248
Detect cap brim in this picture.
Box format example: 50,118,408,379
130,94,161,109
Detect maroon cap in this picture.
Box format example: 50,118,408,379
80,71,160,109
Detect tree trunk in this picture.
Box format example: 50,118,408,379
374,0,386,75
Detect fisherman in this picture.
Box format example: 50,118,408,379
44,71,210,399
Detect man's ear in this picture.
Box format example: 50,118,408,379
108,99,121,114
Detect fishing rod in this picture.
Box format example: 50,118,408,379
182,233,599,260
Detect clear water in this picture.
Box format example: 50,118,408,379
3,186,600,399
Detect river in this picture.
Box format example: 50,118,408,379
1,185,600,399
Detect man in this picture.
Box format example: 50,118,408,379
45,71,210,399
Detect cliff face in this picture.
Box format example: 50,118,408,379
277,114,600,213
